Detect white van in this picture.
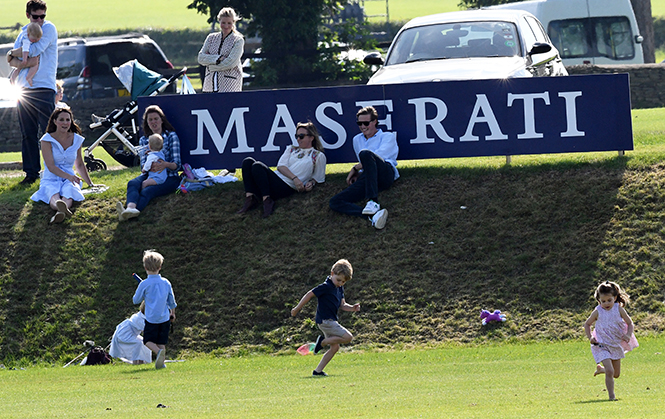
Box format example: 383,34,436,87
488,0,644,65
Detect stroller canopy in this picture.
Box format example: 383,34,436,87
113,60,168,100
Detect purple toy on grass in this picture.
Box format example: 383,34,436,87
481,309,506,326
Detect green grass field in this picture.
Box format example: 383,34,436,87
0,0,209,31
1,0,664,32
1,2,665,416
1,337,664,418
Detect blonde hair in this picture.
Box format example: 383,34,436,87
148,133,164,152
218,7,240,24
296,121,324,152
26,22,42,41
332,259,353,282
143,250,164,273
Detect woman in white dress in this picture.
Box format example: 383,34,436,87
109,302,153,365
30,108,93,224
198,7,244,93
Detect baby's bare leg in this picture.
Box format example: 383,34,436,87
142,178,157,189
26,63,38,85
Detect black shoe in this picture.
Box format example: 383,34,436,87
19,176,38,185
312,370,328,377
237,195,259,214
262,197,275,218
314,335,324,354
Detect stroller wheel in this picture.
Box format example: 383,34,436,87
86,158,107,172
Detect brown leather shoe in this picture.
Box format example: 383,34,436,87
237,195,259,214
262,197,275,218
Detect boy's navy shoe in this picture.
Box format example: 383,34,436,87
314,335,324,354
312,370,328,377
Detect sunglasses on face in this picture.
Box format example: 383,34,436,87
356,120,374,126
295,133,310,140
31,14,46,20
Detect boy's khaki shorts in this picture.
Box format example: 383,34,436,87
317,319,350,338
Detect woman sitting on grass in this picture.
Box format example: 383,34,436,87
116,105,181,221
237,121,326,218
30,108,94,224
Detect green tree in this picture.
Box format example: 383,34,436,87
630,0,655,62
188,0,356,85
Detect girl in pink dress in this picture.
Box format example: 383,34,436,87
584,281,638,401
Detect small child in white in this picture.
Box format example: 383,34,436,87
108,301,153,365
141,134,167,189
9,22,42,86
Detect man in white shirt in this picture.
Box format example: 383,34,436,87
329,106,399,230
7,0,57,185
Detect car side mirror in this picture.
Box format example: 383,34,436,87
528,43,552,56
364,52,384,66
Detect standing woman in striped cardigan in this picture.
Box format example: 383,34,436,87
198,7,244,93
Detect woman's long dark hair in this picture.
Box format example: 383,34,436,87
142,105,175,136
46,108,82,135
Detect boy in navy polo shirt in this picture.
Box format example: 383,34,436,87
291,259,360,377
132,250,177,370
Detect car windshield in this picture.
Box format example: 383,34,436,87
89,42,169,76
386,21,521,65
57,48,83,79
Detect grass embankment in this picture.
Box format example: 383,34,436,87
1,337,665,418
1,108,665,365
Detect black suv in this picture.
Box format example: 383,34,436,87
57,33,175,100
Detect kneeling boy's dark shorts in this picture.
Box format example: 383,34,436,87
144,320,170,345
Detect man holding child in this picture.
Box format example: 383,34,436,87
7,0,58,185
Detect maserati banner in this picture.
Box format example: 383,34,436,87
139,73,632,170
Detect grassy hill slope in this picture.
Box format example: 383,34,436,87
2,146,665,364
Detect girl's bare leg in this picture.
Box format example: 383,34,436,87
601,358,616,400
594,364,605,376
612,359,621,378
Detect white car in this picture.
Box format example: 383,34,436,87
365,9,568,85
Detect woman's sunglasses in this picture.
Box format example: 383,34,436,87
295,133,311,140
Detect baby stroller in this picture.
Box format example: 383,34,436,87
85,60,189,171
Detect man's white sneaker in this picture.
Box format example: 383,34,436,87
371,209,388,229
362,200,380,215
122,208,140,220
